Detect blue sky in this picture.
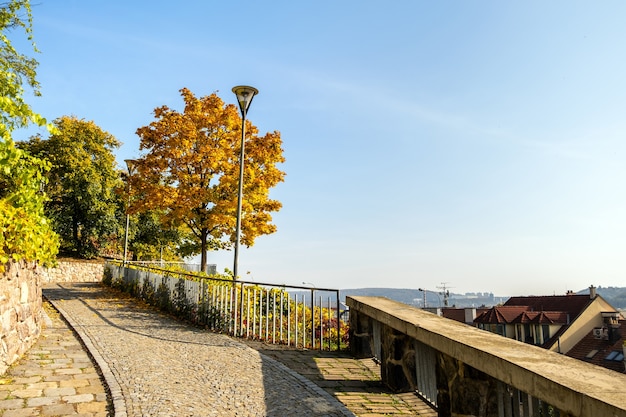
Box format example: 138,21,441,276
13,1,626,296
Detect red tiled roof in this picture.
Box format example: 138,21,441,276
474,306,572,325
503,294,591,319
566,321,625,373
522,311,569,324
441,308,465,323
442,308,490,323
474,306,528,324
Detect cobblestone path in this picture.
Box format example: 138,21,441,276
43,283,354,417
0,301,110,417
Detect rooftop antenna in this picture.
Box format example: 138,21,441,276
437,282,453,307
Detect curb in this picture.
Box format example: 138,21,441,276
44,284,127,417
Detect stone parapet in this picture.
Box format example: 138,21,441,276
347,295,626,417
0,261,42,375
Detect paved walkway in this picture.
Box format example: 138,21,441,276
1,283,437,417
0,300,110,417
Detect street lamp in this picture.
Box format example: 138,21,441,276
123,159,138,267
418,287,442,308
231,85,258,280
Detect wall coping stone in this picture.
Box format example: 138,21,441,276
347,295,626,417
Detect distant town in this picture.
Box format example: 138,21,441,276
340,285,626,310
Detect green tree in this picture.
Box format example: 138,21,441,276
0,0,58,271
0,0,47,141
22,116,122,258
133,88,285,274
128,209,184,262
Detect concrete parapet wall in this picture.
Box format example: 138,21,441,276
347,295,626,417
41,259,104,283
0,261,42,375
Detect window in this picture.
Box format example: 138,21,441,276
542,325,550,342
604,350,624,361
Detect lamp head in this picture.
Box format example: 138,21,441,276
232,85,259,116
124,159,138,176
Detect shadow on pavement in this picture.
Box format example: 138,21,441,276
44,282,436,416
44,283,243,348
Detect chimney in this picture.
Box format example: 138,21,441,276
589,285,597,299
464,308,476,325
602,312,621,343
608,323,620,343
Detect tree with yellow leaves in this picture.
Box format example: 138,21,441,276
133,88,285,274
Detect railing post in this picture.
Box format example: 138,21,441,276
239,282,245,336
310,288,315,349
319,295,323,350
336,291,340,351
294,294,298,347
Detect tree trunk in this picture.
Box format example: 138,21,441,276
72,206,80,255
200,228,208,273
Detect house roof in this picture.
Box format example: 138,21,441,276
441,308,465,323
566,320,625,373
503,294,592,319
474,306,528,324
441,307,490,323
474,294,593,325
521,311,570,324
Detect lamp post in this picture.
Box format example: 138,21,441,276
123,159,137,267
231,85,258,280
418,287,442,309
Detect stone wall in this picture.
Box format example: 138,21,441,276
41,259,104,283
0,259,104,374
0,261,42,375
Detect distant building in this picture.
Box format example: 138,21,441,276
441,307,490,325
466,286,624,373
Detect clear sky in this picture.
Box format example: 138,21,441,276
13,1,626,296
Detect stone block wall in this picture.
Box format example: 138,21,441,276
0,261,42,375
349,305,374,359
41,259,104,283
1,259,104,375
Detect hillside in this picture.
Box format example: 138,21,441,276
339,288,498,308
340,288,423,306
579,286,626,309
339,286,626,310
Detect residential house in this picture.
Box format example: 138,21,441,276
440,286,625,373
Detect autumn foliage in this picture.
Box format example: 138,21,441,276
133,88,285,273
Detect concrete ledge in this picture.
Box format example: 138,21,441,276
347,296,626,417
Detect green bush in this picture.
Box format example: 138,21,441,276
0,138,58,271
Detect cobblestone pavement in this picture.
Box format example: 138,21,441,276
3,282,437,417
239,341,437,417
0,301,110,417
41,283,354,417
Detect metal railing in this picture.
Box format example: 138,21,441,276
105,261,346,350
130,261,217,274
